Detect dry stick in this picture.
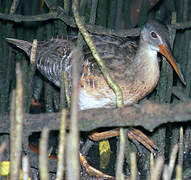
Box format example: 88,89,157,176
10,0,20,14
9,2,18,175
60,70,70,109
167,144,179,180
10,90,16,177
162,144,179,180
176,165,182,180
163,165,169,180
72,0,123,108
39,127,49,180
30,39,38,65
60,70,66,109
66,49,80,180
55,109,67,180
150,153,154,180
178,127,184,167
22,156,29,180
130,152,137,180
116,129,126,180
152,156,164,180
10,63,24,180
63,71,71,107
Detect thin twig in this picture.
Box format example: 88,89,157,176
39,127,49,180
176,165,182,180
163,165,169,180
10,0,20,14
30,39,38,65
152,156,164,180
162,144,178,180
150,153,154,180
22,156,29,180
168,144,179,179
178,127,184,167
116,128,126,180
130,152,137,180
10,63,24,180
70,49,80,140
60,70,70,109
64,72,71,107
10,90,15,170
55,109,67,180
66,49,80,180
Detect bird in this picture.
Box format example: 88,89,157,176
7,20,185,110
7,19,186,178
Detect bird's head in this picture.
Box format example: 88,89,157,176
141,20,186,85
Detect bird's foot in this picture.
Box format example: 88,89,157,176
80,152,114,179
127,127,158,154
88,128,158,154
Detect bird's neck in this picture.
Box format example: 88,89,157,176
135,39,159,75
133,39,160,94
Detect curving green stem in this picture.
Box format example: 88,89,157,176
72,0,124,108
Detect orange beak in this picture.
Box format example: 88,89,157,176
159,44,186,85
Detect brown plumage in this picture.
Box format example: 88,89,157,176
7,20,185,110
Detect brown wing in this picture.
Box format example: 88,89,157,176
36,39,74,87
83,35,138,79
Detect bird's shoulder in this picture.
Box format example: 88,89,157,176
82,34,139,78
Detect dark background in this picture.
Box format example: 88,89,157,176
0,0,191,179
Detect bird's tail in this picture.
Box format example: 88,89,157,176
6,38,32,56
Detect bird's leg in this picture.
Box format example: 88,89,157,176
127,127,158,154
88,128,158,153
79,128,158,178
88,129,120,141
80,153,114,179
80,138,115,179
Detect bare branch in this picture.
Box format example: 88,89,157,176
1,101,191,135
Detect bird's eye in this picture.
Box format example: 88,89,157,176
151,32,157,38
